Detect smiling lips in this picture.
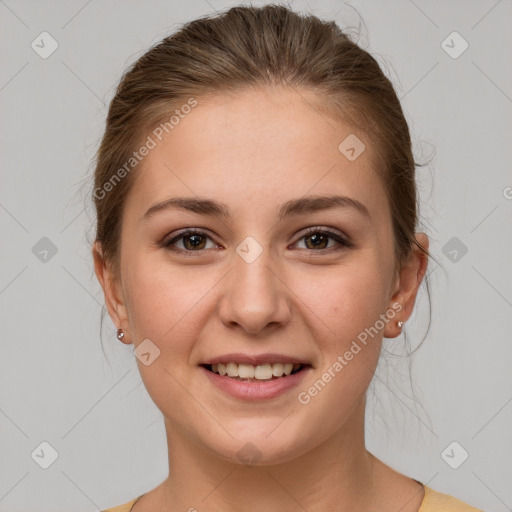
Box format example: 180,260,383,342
201,353,311,382
206,362,303,381
200,354,312,399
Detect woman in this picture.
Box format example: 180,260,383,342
92,4,481,511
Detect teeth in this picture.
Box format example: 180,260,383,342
283,363,293,376
208,362,303,380
226,362,238,377
238,364,255,378
254,364,272,380
272,363,284,377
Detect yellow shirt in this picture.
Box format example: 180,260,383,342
102,484,483,512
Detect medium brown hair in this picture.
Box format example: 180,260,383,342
91,4,434,347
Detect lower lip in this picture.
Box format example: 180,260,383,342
200,366,310,401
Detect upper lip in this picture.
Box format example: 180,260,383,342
201,353,312,366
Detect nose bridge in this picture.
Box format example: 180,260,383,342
219,236,290,334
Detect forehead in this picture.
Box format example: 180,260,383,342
124,86,389,224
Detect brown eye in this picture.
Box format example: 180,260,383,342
163,229,217,256
303,232,330,250
181,233,207,250
295,227,350,252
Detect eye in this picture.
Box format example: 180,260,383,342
162,226,351,256
163,229,219,256
293,226,351,252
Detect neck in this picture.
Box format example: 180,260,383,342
156,398,380,512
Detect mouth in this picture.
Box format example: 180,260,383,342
201,362,308,381
199,353,313,400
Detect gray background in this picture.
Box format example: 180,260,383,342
1,0,511,511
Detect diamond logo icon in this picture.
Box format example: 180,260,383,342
441,441,469,469
442,236,468,263
31,441,59,469
134,338,161,366
236,236,263,264
236,442,262,466
31,31,59,59
32,237,58,263
441,31,469,59
338,134,366,161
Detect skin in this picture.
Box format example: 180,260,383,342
94,85,429,512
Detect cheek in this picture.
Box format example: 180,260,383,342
122,254,225,380
122,259,205,415
121,260,195,382
289,256,390,348
291,262,388,431
123,254,197,337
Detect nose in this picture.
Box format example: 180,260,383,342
218,245,292,336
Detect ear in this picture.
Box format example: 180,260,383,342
384,233,429,339
92,241,132,344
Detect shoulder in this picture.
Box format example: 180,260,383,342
419,485,483,512
101,495,142,512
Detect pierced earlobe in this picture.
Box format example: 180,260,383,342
117,328,125,341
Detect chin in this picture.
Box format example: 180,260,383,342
200,423,319,467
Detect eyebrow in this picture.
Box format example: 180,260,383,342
142,194,371,222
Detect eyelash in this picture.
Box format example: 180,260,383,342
162,226,351,257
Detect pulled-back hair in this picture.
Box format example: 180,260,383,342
92,4,432,278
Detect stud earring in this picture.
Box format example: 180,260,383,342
397,321,404,329
117,328,125,341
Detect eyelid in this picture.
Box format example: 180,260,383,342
162,228,219,254
162,225,352,254
294,225,351,247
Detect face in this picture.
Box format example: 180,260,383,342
95,86,426,465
